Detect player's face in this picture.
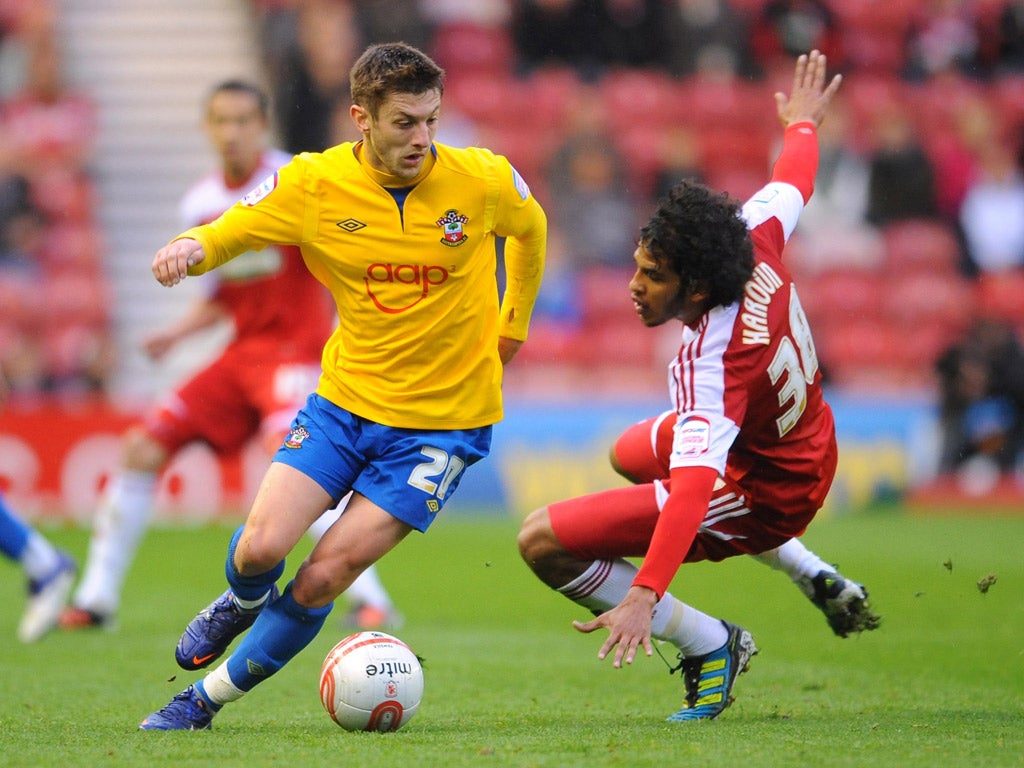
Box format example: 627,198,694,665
205,91,267,182
629,243,705,327
353,90,441,180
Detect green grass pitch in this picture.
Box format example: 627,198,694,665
1,510,1021,768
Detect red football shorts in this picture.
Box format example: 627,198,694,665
551,410,828,562
143,343,321,456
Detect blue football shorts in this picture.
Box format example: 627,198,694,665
272,393,492,532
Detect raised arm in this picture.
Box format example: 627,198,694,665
775,49,843,130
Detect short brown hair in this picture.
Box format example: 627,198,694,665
349,42,445,119
207,79,269,118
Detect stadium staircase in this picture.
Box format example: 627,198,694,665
55,0,264,404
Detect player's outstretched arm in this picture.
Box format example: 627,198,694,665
774,50,842,130
152,238,206,287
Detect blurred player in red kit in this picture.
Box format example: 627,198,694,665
518,51,878,722
59,80,399,633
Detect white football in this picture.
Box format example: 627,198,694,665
319,631,424,732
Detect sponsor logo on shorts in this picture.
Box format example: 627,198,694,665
284,425,310,449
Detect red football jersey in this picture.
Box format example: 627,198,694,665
666,129,835,515
179,149,334,357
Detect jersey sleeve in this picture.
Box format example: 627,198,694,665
740,121,819,244
769,121,819,203
180,158,310,276
493,163,547,341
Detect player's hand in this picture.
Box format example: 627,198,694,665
775,49,842,130
498,336,523,365
152,238,205,286
572,585,657,668
142,331,176,361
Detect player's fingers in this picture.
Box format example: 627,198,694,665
807,50,826,90
621,639,638,667
572,618,600,634
824,73,843,101
791,53,807,91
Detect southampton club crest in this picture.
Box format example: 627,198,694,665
284,425,310,449
436,209,469,247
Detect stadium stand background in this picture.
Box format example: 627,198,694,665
3,0,1024,513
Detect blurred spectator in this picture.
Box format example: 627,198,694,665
592,0,671,71
935,318,1024,488
652,125,705,202
0,20,112,398
750,0,845,75
0,28,95,178
992,0,1024,74
959,140,1024,274
512,0,604,79
0,173,46,398
903,0,984,81
0,0,52,99
864,103,939,226
252,0,360,153
789,96,883,271
925,88,995,224
355,0,435,52
547,125,639,268
662,0,761,79
528,224,584,330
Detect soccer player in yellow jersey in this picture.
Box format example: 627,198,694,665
140,42,546,730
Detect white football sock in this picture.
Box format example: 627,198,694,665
200,661,244,706
652,596,728,656
73,470,158,614
557,558,636,612
558,559,728,656
753,538,833,583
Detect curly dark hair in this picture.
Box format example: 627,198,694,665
349,42,445,119
640,181,754,308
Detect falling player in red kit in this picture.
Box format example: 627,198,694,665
518,51,877,722
60,80,399,632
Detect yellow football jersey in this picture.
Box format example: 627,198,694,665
179,141,546,430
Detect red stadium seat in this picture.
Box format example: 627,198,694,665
974,269,1024,328
525,66,583,131
612,124,670,199
698,127,771,181
883,270,975,334
579,267,637,325
798,267,887,327
881,219,963,274
43,269,110,326
430,22,514,78
39,222,105,270
814,316,935,390
600,68,679,130
704,168,764,203
675,76,765,131
443,73,532,130
990,74,1024,135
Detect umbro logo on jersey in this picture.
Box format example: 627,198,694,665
337,218,367,232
